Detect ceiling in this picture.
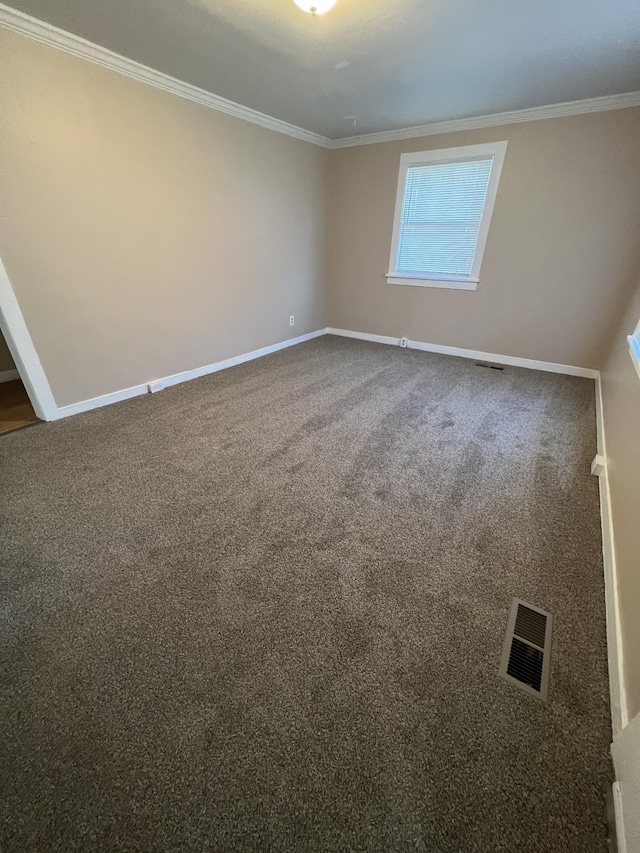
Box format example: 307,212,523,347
3,0,640,138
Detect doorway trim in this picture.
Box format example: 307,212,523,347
0,257,58,421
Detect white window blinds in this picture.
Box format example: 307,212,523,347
396,158,494,277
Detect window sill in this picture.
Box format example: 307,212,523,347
386,274,478,291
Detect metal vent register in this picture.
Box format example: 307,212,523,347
499,599,553,701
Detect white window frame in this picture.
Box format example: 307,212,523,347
386,141,508,291
628,317,640,380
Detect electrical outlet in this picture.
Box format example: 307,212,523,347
289,315,295,326
400,337,408,348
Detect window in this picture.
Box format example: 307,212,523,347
387,141,508,291
629,318,640,380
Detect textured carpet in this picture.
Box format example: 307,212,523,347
0,336,611,852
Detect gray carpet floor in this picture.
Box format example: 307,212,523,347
1,336,612,852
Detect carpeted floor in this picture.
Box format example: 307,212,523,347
0,336,611,852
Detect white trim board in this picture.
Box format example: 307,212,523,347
330,92,640,148
612,781,628,853
54,382,149,420
594,373,628,736
1,4,639,151
0,4,329,149
0,368,19,383
145,328,327,393
611,714,640,853
0,258,58,421
326,328,598,378
52,328,328,420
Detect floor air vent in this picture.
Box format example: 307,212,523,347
499,598,552,701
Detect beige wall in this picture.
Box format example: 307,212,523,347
0,330,16,373
0,30,328,407
328,109,640,369
601,272,640,718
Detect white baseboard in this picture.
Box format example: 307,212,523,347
611,713,640,853
326,328,598,378
147,328,327,392
51,328,328,420
327,328,401,348
0,368,19,383
612,781,628,853
594,374,628,736
54,382,149,419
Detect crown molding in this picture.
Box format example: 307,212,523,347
328,91,640,148
0,3,333,149
2,4,639,152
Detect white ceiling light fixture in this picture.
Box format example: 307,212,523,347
293,0,337,15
